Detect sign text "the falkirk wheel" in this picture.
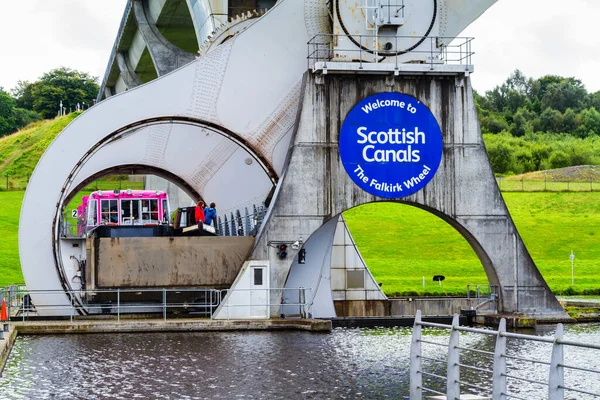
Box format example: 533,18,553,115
339,92,443,198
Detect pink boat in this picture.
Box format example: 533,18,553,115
77,189,170,235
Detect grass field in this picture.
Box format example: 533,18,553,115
343,192,600,296
0,191,25,285
2,190,599,296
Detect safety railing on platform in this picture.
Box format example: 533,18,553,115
307,34,474,72
216,203,267,237
2,287,311,322
410,310,600,399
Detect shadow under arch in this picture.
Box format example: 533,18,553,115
284,200,500,318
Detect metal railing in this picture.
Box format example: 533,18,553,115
497,177,600,192
410,310,600,399
216,203,267,237
466,284,499,314
216,287,312,320
307,34,474,72
1,286,311,322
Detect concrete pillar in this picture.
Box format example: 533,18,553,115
116,52,143,88
252,72,567,319
133,0,196,76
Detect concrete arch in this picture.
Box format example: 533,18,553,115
282,200,500,318
251,72,567,319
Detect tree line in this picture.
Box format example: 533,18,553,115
0,67,99,137
1,67,599,176
476,70,600,174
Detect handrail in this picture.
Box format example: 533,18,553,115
3,287,312,322
410,310,600,399
307,34,475,73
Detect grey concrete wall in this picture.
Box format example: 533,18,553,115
252,72,567,319
390,298,479,317
92,236,253,287
333,298,480,317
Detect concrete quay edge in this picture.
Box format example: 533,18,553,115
0,326,18,377
10,318,332,335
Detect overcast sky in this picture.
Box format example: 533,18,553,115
0,0,599,94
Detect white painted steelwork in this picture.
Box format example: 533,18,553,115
20,0,497,316
333,0,497,63
20,0,330,315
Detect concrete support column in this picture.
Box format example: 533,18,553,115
133,0,196,76
116,52,143,89
252,72,568,319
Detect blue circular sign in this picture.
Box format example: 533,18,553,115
339,92,443,198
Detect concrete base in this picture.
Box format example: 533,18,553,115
334,298,484,317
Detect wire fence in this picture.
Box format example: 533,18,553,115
3,174,599,193
0,175,145,192
496,177,600,192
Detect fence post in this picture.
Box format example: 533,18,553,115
548,324,565,400
244,207,250,236
447,314,461,400
410,310,423,400
521,177,524,191
117,289,120,322
163,289,167,321
492,318,507,400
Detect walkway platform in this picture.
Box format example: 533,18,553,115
8,318,331,334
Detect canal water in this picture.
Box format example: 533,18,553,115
1,323,599,399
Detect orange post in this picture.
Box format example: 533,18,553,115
0,299,7,321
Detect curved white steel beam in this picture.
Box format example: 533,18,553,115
20,0,330,315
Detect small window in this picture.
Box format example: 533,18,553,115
347,270,365,289
87,200,98,227
100,199,118,224
141,199,159,223
253,268,263,286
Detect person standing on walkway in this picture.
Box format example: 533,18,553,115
195,200,205,228
204,202,217,227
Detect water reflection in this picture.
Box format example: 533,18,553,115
1,323,599,399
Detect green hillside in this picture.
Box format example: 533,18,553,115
0,112,80,190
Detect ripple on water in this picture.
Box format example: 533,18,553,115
0,324,599,399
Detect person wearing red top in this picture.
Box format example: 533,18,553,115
195,200,205,227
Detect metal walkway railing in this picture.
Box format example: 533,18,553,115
410,310,600,399
307,34,474,73
0,286,311,321
216,203,267,237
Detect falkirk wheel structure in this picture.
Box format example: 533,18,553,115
19,0,568,319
